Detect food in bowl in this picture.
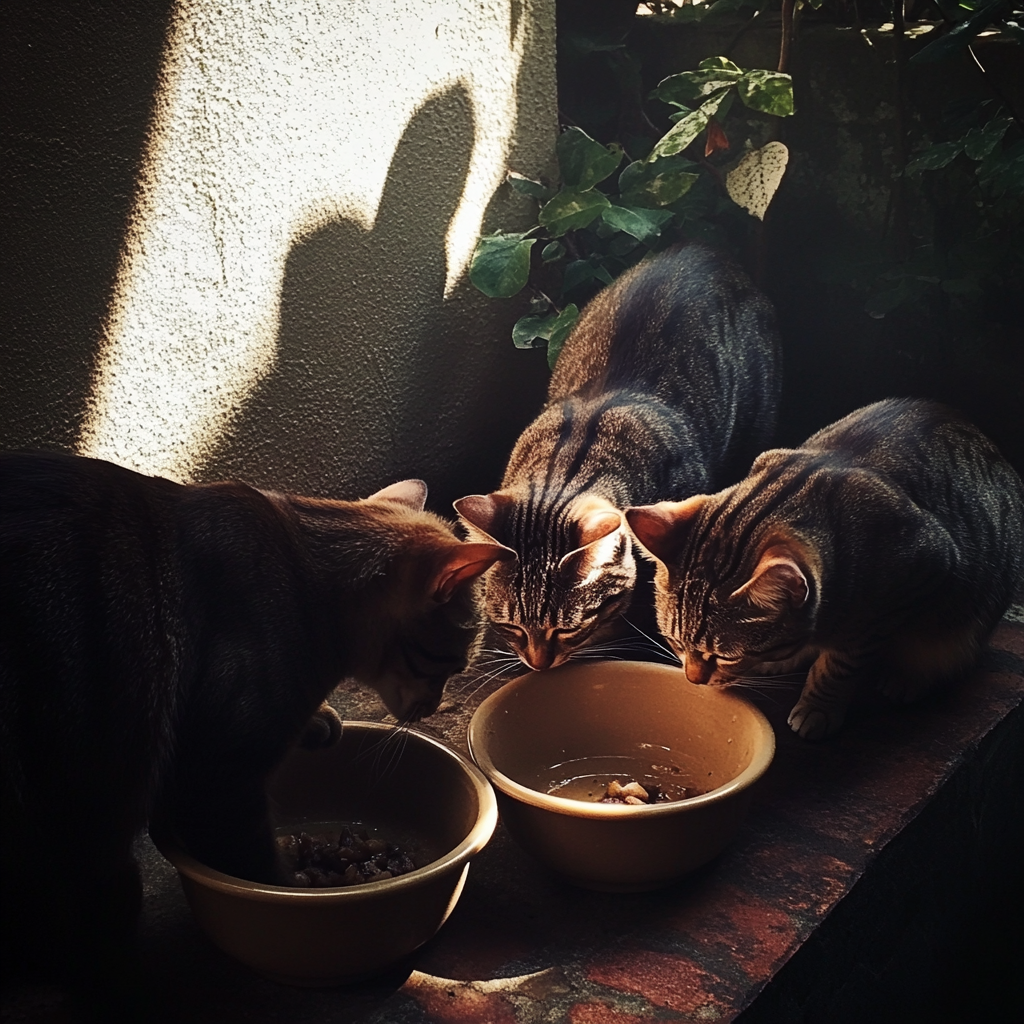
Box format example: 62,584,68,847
155,721,497,985
544,758,695,804
277,824,426,887
598,779,675,805
468,660,775,891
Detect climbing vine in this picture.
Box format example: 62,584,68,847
469,0,1023,366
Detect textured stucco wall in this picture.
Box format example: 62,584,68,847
1,0,556,510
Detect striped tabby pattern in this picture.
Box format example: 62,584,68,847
626,399,1024,739
455,244,781,670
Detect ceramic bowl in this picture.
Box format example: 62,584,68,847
468,660,774,892
155,721,497,985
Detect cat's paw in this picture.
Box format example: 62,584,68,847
787,701,843,740
299,703,343,750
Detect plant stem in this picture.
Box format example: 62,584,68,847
778,0,795,73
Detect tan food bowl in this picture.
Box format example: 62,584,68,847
468,661,774,892
155,722,497,986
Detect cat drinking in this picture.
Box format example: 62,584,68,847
626,399,1024,739
455,243,782,671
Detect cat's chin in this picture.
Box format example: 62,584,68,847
372,680,443,722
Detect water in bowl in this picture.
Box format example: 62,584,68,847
539,755,706,803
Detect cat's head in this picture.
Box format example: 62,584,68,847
349,480,513,721
454,489,635,671
626,490,819,685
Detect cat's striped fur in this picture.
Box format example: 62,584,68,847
626,399,1024,739
455,244,781,670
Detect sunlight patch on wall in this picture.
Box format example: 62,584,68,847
79,0,532,482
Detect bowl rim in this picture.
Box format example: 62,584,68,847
467,661,776,818
152,721,498,901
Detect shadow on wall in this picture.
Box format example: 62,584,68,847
201,85,549,513
0,1,175,451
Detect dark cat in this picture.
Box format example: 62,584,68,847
455,243,781,670
0,451,509,1015
626,399,1024,739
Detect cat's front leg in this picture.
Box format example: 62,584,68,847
166,774,286,885
787,648,862,740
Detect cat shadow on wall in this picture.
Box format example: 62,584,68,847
203,84,548,513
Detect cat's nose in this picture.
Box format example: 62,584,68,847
521,639,558,671
684,654,714,684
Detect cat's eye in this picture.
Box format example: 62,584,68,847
495,622,526,640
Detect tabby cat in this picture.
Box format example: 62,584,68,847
0,451,508,1015
455,243,781,670
626,399,1024,739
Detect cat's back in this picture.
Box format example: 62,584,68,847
800,399,1024,584
1,450,182,564
804,398,1024,511
547,243,780,412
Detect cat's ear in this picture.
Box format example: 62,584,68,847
558,507,626,577
453,492,516,545
625,496,707,565
730,545,809,612
367,479,428,511
575,507,623,548
432,542,515,603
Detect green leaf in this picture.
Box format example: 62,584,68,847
557,127,623,191
541,240,565,262
647,92,729,161
910,0,1012,64
507,171,555,201
550,304,579,342
512,315,551,349
563,257,614,292
619,156,700,207
608,233,640,257
512,303,580,355
737,70,795,117
601,205,674,244
547,304,579,369
962,117,1012,161
904,141,964,175
469,233,536,298
538,189,611,235
976,139,1024,196
652,60,742,106
697,57,743,73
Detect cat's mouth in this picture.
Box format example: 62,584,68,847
516,648,572,672
400,693,442,723
683,654,717,685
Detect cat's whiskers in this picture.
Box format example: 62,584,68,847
618,616,682,665
716,675,804,705
369,722,413,780
458,659,523,704
452,654,521,697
